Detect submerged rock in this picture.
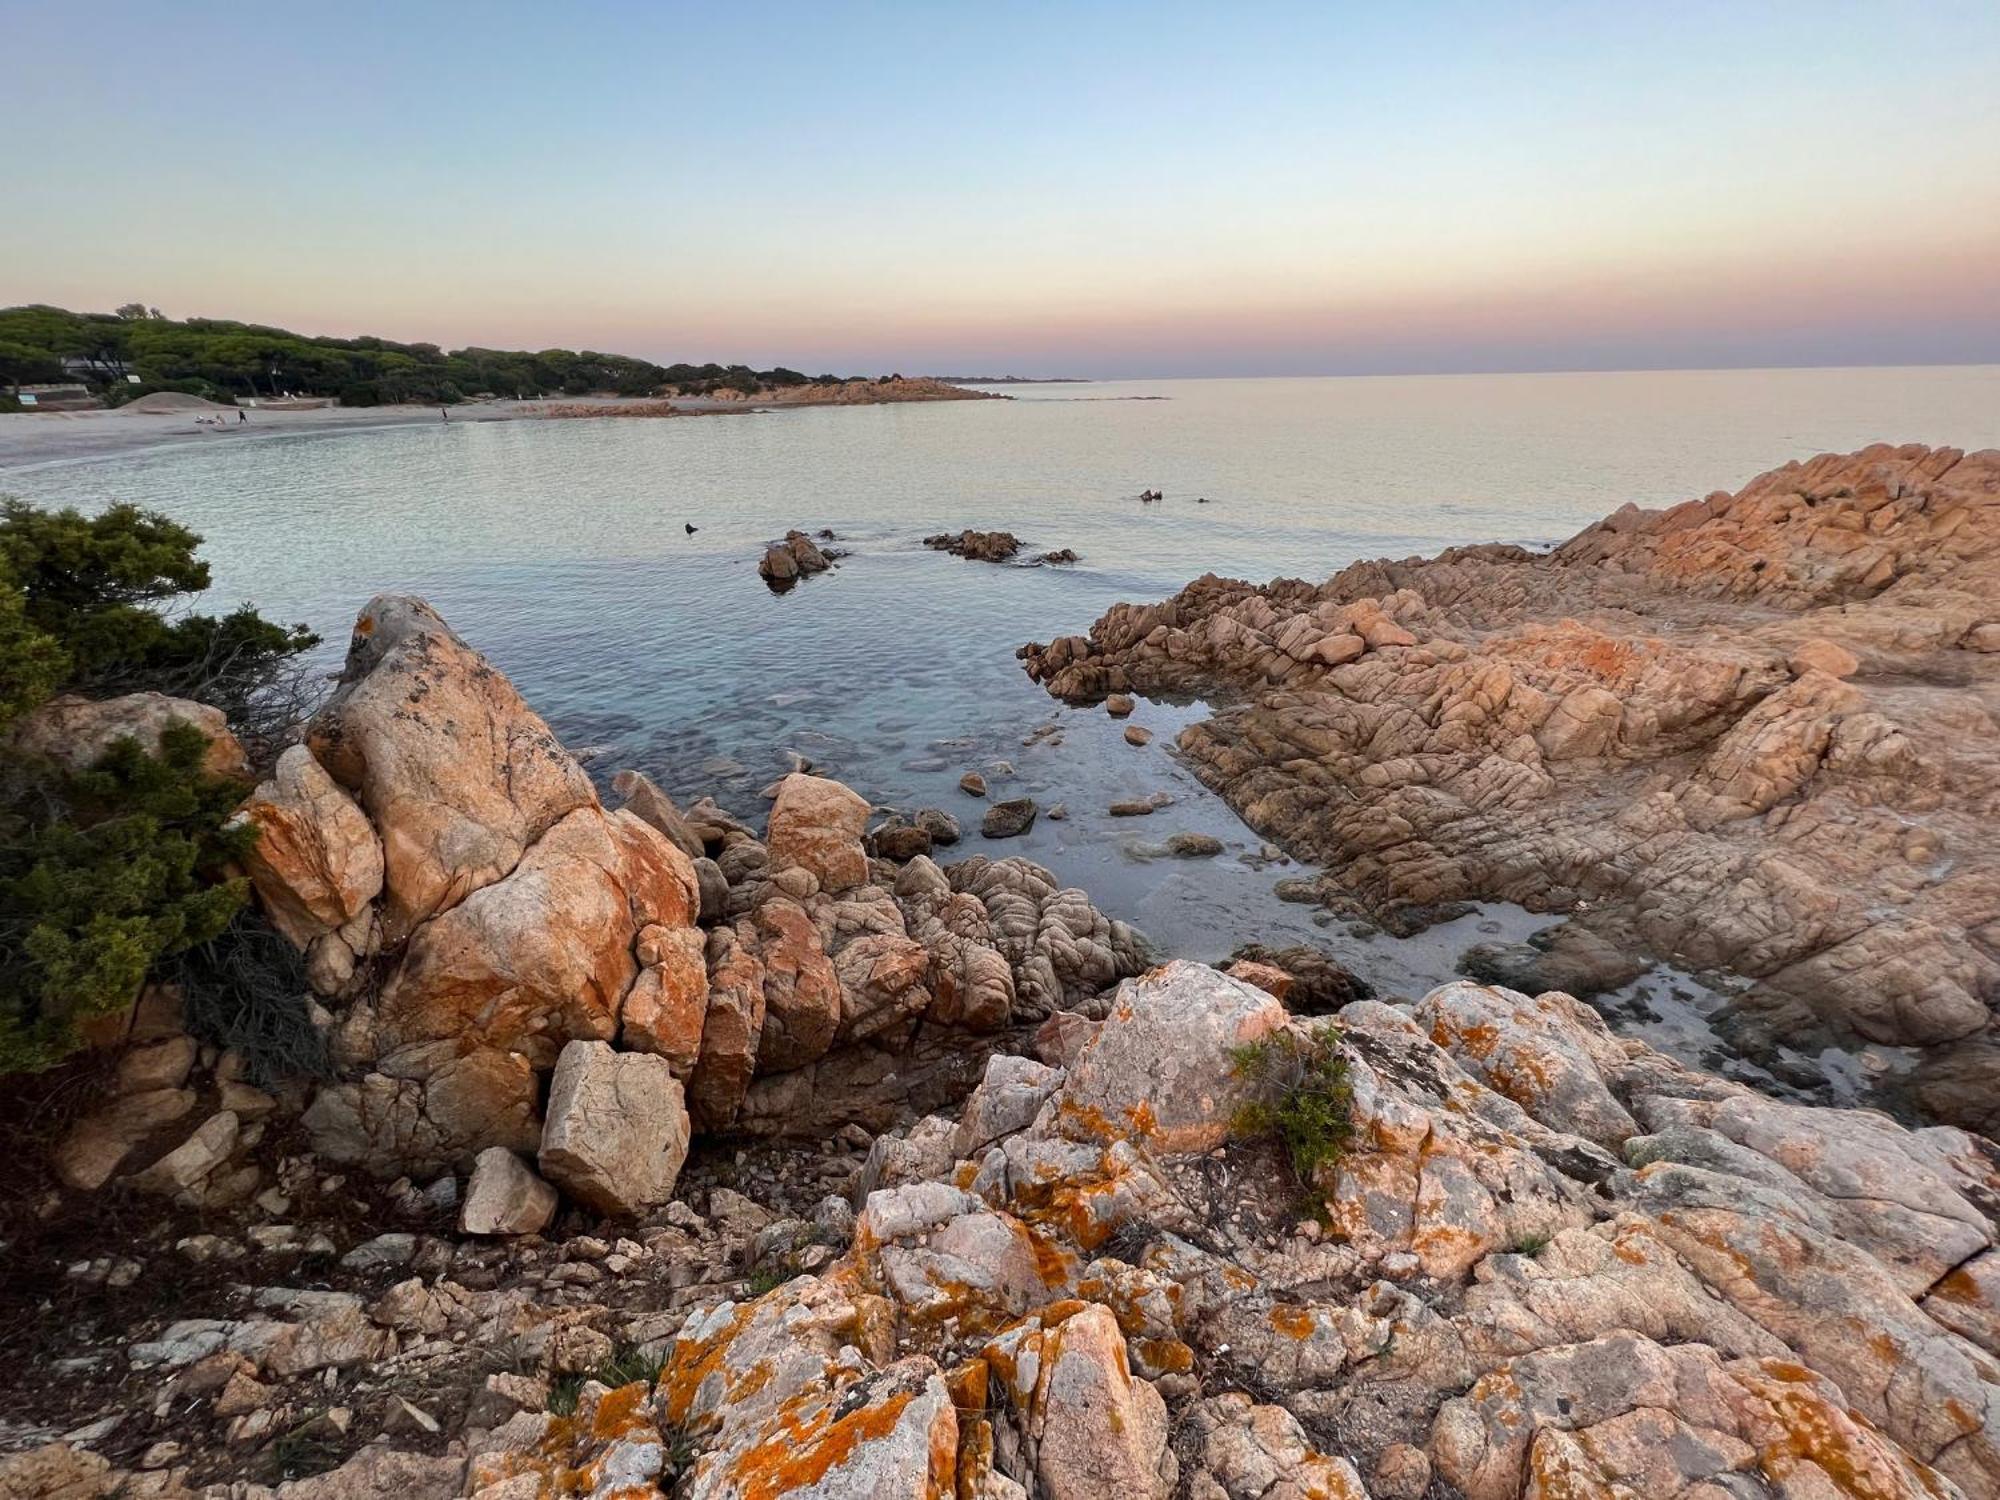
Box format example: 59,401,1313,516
981,797,1038,839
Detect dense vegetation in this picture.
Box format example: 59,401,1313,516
0,303,845,408
0,499,315,1071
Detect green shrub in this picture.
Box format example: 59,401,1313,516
0,497,318,1073
0,498,315,721
1230,1028,1355,1185
0,722,254,1071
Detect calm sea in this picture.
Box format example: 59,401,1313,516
8,367,1999,1028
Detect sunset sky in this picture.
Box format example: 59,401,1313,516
5,0,1997,376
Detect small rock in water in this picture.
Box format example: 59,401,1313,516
1046,802,1068,820
913,807,960,844
959,771,988,798
1105,693,1136,717
1124,725,1153,747
1166,832,1223,858
981,798,1037,839
1108,799,1156,817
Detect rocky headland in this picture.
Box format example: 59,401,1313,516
10,448,2000,1500
1023,443,2000,1131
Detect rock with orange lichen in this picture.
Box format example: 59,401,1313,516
1431,1331,1959,1500
1325,1002,1605,1280
687,1356,956,1500
1056,959,1287,1154
1623,1087,2000,1301
1612,1158,2000,1496
1413,981,1637,1150
967,1133,1186,1253
984,1302,1174,1500
1453,1219,1785,1368
1020,446,2000,1129
1182,1392,1369,1500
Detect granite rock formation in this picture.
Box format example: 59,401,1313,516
1022,444,2000,1131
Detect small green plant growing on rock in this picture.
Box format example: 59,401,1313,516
1229,1028,1355,1185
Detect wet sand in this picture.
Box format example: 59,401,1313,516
0,400,538,472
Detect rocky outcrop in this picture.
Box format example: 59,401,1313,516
1021,444,2000,1131
926,529,1022,562
27,959,2000,1500
211,597,1146,1188
757,527,835,585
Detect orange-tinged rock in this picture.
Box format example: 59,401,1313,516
766,773,872,894
233,744,383,947
308,594,597,940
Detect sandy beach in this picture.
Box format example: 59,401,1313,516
0,399,543,471
0,382,999,472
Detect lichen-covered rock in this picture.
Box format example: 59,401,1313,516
1414,981,1636,1149
985,1302,1172,1500
538,1041,689,1216
1181,1393,1367,1500
1057,960,1286,1153
1432,1332,1957,1500
1018,446,2000,1124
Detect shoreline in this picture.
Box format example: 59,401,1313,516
0,382,1001,473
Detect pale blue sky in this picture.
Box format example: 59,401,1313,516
3,0,1996,375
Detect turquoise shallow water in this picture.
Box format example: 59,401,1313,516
7,367,1999,1033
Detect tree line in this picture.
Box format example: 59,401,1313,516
0,303,845,408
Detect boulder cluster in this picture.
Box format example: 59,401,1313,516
52,595,1148,1226
756,530,838,586
25,962,2000,1500
1022,444,2000,1131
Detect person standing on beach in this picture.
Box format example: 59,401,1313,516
440,406,449,422
237,409,246,424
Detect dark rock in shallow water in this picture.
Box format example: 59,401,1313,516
924,529,1021,562
1108,799,1156,817
758,529,838,589
981,798,1037,839
1228,942,1375,1013
1165,832,1223,858
868,821,933,862
913,807,960,844
1459,923,1649,999
959,771,988,798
